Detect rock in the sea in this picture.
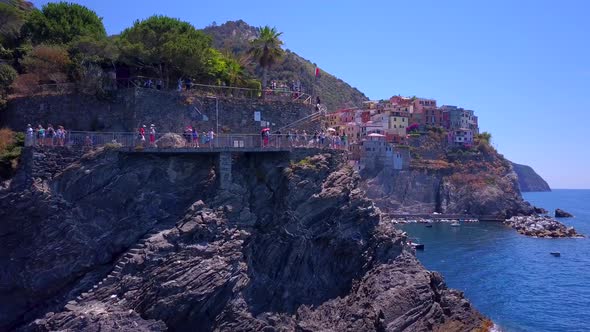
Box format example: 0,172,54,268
533,206,548,214
504,215,582,238
155,133,186,148
555,208,574,218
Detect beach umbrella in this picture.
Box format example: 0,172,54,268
327,127,336,132
261,128,270,132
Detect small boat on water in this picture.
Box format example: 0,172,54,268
425,224,433,228
411,243,425,250
550,252,561,257
450,222,460,227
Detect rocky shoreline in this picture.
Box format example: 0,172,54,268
0,148,490,331
504,215,583,238
390,217,479,224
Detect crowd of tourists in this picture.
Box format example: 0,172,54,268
24,123,348,150
265,80,305,98
261,129,348,149
26,124,67,146
181,126,216,147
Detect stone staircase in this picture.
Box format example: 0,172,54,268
63,229,164,310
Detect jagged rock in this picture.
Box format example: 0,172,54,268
504,215,582,238
362,134,534,217
1,148,488,331
534,206,548,214
155,133,186,148
555,208,574,218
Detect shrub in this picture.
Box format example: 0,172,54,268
104,142,123,149
0,128,24,179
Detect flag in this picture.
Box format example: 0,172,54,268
315,66,321,78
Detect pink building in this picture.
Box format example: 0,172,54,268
412,97,437,113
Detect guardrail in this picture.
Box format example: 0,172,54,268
24,131,348,151
116,76,312,103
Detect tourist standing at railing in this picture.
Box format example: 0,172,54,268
208,129,215,148
302,130,308,147
149,124,156,147
56,126,66,146
320,131,326,148
36,125,45,146
156,80,162,90
138,125,146,147
192,128,199,148
177,78,183,92
293,130,299,147
84,136,92,148
341,133,348,149
46,124,55,146
25,124,33,146
335,135,342,149
287,130,293,147
184,126,192,145
185,78,192,91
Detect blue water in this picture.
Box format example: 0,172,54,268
399,190,590,332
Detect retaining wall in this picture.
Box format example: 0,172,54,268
1,88,314,134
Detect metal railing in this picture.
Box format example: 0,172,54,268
24,131,350,151
118,76,312,103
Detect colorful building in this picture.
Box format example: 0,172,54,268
359,134,410,171
441,105,478,133
422,107,444,128
448,128,474,146
413,97,437,113
387,112,408,137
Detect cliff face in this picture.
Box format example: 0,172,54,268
510,162,551,192
0,147,487,331
363,131,534,217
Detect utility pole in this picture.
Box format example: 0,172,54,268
216,97,219,135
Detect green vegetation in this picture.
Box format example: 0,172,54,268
22,2,106,44
248,26,284,91
476,132,492,145
118,16,213,82
203,20,368,110
0,64,17,107
104,142,123,149
0,128,24,179
0,1,26,47
0,2,260,100
0,3,367,110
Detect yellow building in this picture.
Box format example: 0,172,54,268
387,113,408,136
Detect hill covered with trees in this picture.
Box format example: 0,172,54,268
0,2,367,112
203,20,368,111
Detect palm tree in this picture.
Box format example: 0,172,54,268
222,51,251,87
249,26,283,93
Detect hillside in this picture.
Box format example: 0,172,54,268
202,20,369,111
510,162,551,192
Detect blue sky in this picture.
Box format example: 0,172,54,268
32,0,590,188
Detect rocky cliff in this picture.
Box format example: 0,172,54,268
203,20,369,111
510,162,551,192
0,147,489,331
363,131,534,218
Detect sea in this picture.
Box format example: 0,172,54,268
399,189,590,332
